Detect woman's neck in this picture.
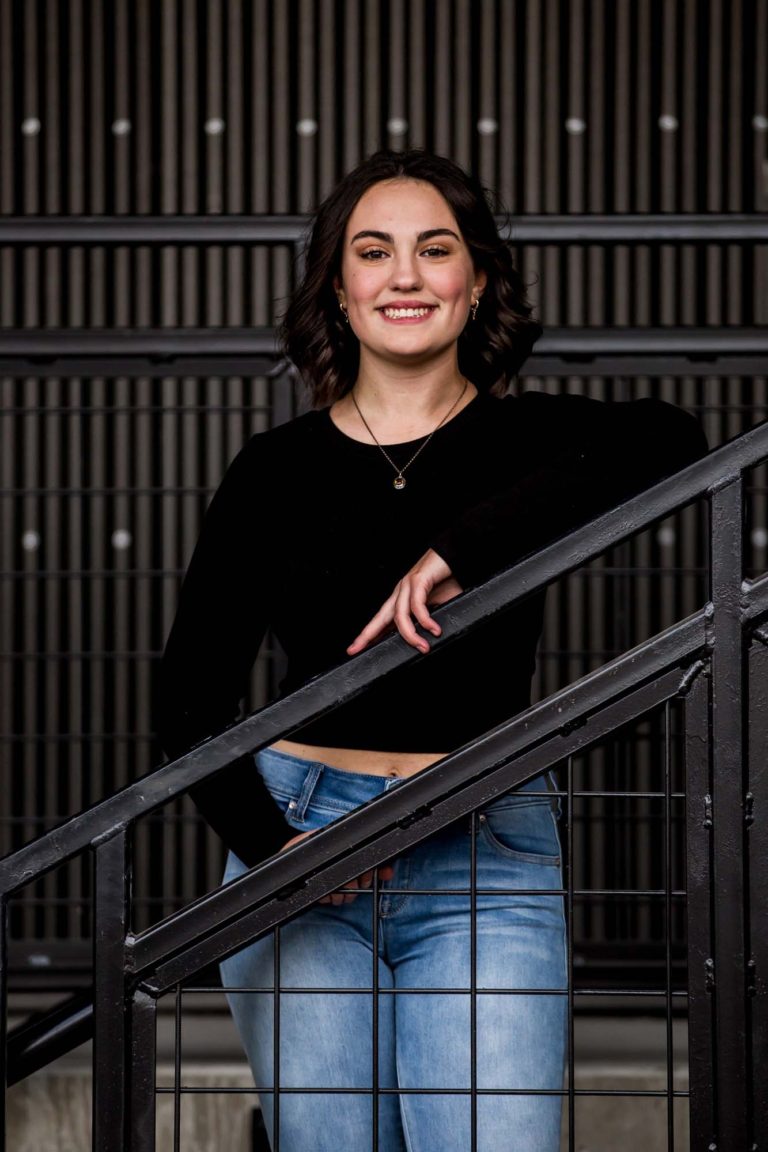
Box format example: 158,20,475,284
341,351,475,435
332,372,476,445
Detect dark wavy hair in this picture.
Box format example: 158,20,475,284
280,149,542,407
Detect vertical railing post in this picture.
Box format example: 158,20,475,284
709,479,750,1148
93,831,131,1152
685,667,716,1149
0,895,8,1152
127,988,158,1152
748,634,768,1152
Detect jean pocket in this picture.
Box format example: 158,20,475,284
476,797,561,865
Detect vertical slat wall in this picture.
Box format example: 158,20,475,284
0,0,766,958
0,0,764,224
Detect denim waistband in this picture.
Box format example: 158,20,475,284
256,747,406,816
255,746,556,821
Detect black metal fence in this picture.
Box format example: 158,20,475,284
2,416,767,1149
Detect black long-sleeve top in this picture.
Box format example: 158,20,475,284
156,389,708,868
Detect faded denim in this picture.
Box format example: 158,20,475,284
221,746,567,1152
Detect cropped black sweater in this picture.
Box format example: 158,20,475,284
156,389,708,867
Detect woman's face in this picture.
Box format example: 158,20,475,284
335,178,486,371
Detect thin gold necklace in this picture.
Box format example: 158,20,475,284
350,379,469,490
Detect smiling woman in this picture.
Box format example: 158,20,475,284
279,149,541,410
335,180,485,381
156,149,708,1152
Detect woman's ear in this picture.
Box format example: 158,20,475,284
473,269,488,299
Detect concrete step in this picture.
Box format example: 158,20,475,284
7,1011,690,1151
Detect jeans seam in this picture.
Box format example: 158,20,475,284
268,791,361,818
396,1048,415,1152
379,858,411,918
480,796,554,812
286,805,358,831
477,817,561,865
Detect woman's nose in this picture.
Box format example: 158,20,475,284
388,254,422,289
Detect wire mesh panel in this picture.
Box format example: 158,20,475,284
149,701,695,1151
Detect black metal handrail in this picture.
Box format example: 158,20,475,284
4,633,700,1084
3,616,703,1083
2,418,767,1150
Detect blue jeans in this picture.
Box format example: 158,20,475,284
221,747,567,1152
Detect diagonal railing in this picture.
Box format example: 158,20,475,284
2,418,768,1150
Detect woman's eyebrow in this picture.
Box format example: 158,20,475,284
349,228,461,244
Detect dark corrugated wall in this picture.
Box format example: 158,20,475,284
2,1,767,324
1,0,766,971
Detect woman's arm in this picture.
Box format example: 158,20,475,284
155,440,294,868
346,552,460,655
348,393,709,653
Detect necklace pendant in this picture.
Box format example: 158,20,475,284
393,475,406,490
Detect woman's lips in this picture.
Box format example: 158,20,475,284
377,305,437,323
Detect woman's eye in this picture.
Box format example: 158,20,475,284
421,246,450,257
360,248,388,260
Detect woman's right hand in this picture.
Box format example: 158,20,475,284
279,829,395,905
346,548,462,656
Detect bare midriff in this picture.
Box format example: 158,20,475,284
270,738,447,778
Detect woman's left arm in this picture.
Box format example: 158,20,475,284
348,394,709,653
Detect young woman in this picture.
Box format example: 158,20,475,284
157,149,707,1152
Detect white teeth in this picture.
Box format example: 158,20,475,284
381,307,433,318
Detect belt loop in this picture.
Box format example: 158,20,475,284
292,760,324,822
547,769,562,816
